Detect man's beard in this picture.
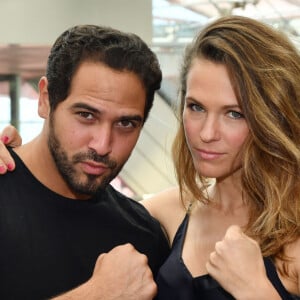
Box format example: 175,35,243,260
47,119,122,196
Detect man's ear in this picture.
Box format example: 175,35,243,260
38,76,50,119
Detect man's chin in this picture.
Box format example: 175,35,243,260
66,179,101,198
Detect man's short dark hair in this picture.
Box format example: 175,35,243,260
46,24,162,121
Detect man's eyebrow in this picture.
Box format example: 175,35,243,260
71,102,144,122
71,102,99,113
119,115,144,123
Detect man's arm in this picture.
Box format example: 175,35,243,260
53,243,157,300
0,127,157,299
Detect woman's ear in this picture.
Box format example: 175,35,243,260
38,76,50,119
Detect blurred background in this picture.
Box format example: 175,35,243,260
0,0,299,199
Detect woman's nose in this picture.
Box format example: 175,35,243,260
199,115,220,142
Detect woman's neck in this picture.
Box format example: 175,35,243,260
207,174,245,213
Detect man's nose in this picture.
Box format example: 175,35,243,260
88,125,113,156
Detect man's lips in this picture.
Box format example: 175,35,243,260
80,161,110,175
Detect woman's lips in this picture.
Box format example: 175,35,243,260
196,149,224,160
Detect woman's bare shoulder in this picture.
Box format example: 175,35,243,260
287,237,300,296
141,186,187,242
141,186,187,216
277,237,300,296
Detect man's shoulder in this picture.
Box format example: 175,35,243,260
102,184,151,215
97,184,166,233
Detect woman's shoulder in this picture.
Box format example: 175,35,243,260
286,238,300,296
141,186,185,221
141,186,188,243
276,237,300,296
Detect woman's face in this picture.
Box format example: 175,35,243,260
183,58,249,180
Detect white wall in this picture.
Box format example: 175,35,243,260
0,0,153,44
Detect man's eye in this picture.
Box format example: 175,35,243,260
228,111,244,119
78,112,94,120
118,120,135,128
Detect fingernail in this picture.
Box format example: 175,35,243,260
7,163,14,171
0,165,5,173
1,136,9,144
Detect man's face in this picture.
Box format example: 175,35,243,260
47,61,146,197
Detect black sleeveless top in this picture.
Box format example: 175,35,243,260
155,214,300,300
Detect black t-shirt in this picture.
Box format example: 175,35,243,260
0,149,170,299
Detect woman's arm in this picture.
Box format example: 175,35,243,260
0,125,22,173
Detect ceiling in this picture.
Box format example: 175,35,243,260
2,0,297,82
169,0,300,21
153,0,300,46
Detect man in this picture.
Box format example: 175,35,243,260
0,25,169,299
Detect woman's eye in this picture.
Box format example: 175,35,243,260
188,103,204,112
228,111,244,119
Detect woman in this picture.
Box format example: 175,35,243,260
1,16,300,299
142,16,300,299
